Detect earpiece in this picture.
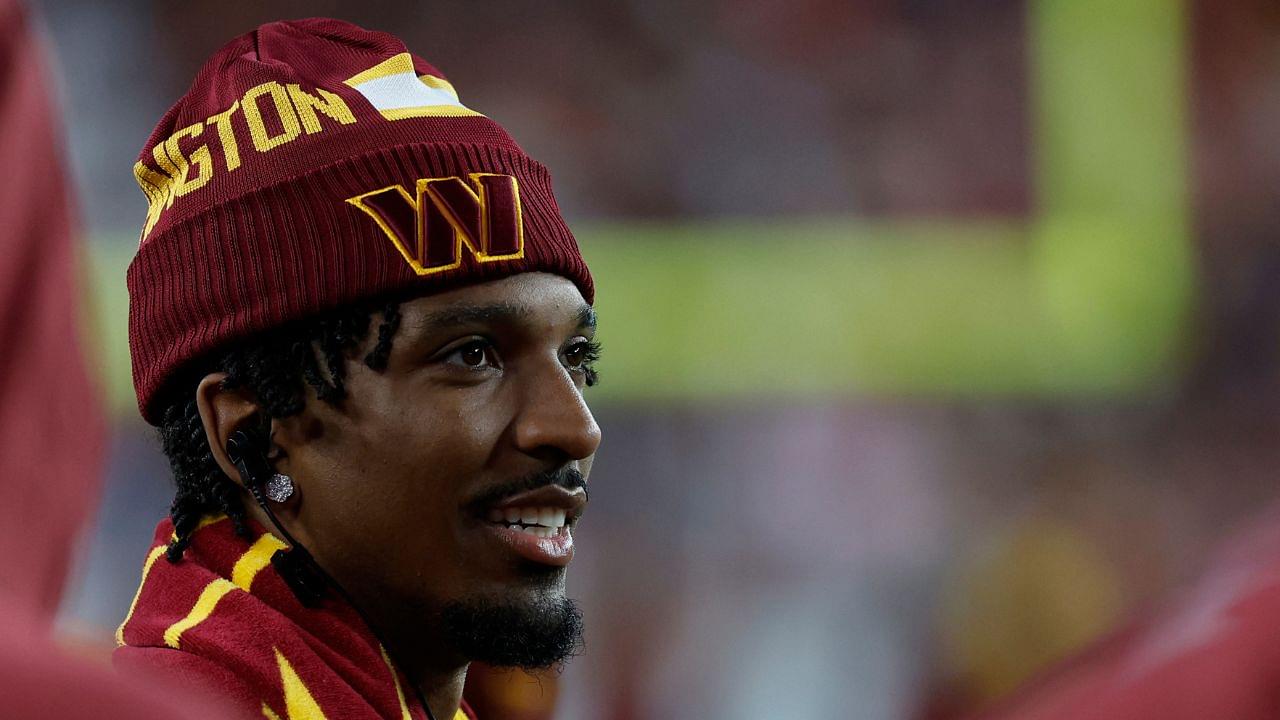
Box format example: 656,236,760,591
224,429,435,719
226,429,272,502
225,428,326,606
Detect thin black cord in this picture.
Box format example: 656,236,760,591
258,498,440,720
228,431,440,720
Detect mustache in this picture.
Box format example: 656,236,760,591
467,466,588,510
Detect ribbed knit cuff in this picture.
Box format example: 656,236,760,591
127,142,591,423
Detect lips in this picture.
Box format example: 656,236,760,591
474,484,586,567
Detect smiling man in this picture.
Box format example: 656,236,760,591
114,19,601,720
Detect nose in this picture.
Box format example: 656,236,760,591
512,361,602,463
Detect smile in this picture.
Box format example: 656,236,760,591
474,485,587,567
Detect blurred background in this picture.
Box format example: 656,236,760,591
11,0,1278,717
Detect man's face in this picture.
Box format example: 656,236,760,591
273,272,601,667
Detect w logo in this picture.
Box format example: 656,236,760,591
347,173,524,275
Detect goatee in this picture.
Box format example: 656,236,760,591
440,595,584,669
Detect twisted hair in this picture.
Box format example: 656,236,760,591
156,300,402,562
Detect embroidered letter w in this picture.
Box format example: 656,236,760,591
346,173,524,275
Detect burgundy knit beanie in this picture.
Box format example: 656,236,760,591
126,18,592,424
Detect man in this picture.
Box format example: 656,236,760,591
114,18,602,720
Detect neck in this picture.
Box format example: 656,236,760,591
376,619,470,720
253,510,471,718
415,662,469,720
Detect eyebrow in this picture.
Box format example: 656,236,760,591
412,301,597,334
577,305,597,330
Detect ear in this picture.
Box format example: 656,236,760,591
196,372,262,490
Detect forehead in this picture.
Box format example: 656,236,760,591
399,272,594,330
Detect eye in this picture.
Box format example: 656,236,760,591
563,339,602,386
443,339,497,370
563,343,587,368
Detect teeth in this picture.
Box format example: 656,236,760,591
515,526,556,538
491,506,571,530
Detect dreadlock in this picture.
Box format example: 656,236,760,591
157,299,402,562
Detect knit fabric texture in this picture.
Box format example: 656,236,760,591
127,18,592,423
115,516,477,720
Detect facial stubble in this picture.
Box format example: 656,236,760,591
439,567,584,670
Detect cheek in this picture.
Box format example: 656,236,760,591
295,386,508,589
321,406,483,519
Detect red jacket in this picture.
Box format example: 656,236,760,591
0,0,105,620
115,516,476,720
0,601,235,720
974,504,1280,720
0,2,227,716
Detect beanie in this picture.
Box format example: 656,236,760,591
126,18,592,424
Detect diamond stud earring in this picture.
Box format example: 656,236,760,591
264,473,295,503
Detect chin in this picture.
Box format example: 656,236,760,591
440,590,584,670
